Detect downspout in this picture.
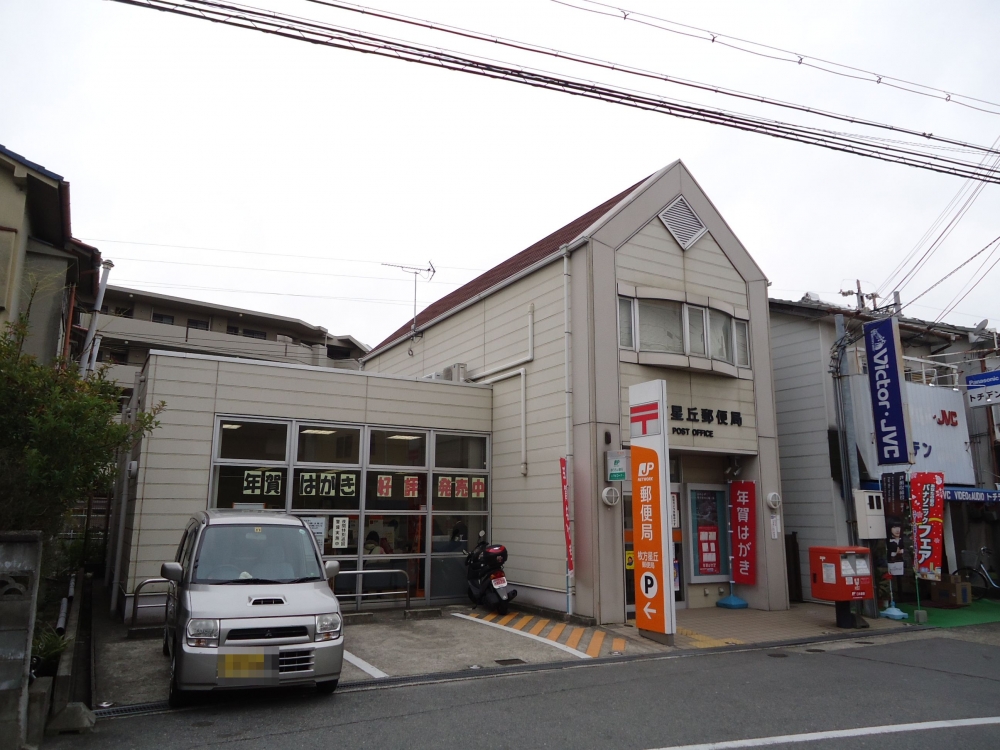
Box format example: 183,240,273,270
79,259,114,375
562,245,575,616
482,368,527,476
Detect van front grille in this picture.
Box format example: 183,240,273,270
227,626,308,641
279,650,314,673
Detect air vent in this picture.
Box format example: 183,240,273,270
658,196,707,250
249,596,285,606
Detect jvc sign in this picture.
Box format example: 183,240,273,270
863,317,914,466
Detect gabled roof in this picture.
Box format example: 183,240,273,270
0,143,63,182
368,176,648,355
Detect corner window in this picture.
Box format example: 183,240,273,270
686,306,707,356
434,434,487,470
637,299,684,353
709,309,733,364
734,320,750,368
618,296,634,349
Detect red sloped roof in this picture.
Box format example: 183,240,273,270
371,177,646,354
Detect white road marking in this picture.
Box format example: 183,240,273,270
342,650,388,679
451,612,591,659
645,716,1000,750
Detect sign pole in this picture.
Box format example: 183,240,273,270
629,380,676,646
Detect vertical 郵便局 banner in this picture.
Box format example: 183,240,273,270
910,472,944,581
863,317,915,466
729,480,757,585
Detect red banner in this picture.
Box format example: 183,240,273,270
910,472,944,581
730,480,757,585
559,458,574,574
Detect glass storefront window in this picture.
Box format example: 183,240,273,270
369,430,426,467
430,514,487,553
430,556,467,599
297,425,361,464
330,558,359,598
434,434,487,470
689,487,730,578
291,468,361,510
218,420,287,461
432,473,488,512
360,557,424,601
361,514,425,555
365,471,427,511
298,514,360,556
215,465,287,510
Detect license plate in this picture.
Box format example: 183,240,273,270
491,576,507,589
218,653,269,679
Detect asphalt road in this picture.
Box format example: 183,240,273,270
52,626,1000,750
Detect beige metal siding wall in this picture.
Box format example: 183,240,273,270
366,262,571,594
769,312,844,598
123,354,492,593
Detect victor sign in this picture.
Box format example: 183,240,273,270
863,317,915,465
629,380,676,645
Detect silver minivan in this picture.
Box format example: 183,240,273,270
161,510,343,707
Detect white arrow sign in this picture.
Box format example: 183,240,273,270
643,601,657,618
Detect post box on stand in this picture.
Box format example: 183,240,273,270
809,546,874,628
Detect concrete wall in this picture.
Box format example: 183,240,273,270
119,352,492,595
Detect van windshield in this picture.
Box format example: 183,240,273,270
191,524,322,584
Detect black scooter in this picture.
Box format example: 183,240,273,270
465,530,517,614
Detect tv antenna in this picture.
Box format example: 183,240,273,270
383,261,435,354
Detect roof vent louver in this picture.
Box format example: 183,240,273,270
658,196,707,250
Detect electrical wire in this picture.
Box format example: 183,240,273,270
79,237,486,273
933,244,1000,324
552,0,1000,116
108,255,466,285
107,0,1000,183
900,234,1000,311
298,0,1000,155
112,278,431,305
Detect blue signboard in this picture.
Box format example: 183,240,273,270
944,487,1000,504
863,317,914,465
966,370,1000,390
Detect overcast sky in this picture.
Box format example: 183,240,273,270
3,0,999,348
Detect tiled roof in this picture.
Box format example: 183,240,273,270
370,177,647,354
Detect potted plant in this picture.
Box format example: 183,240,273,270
31,626,68,678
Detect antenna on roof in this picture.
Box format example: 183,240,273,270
383,261,436,355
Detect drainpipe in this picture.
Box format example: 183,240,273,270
482,368,527,476
79,259,114,375
562,245,575,616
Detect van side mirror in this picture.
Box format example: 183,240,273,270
325,560,340,579
161,562,183,582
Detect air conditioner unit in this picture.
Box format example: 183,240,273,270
853,489,885,540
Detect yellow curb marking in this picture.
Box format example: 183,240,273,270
611,637,626,653
529,618,550,636
585,630,606,657
565,627,585,650
483,612,498,622
512,616,533,631
497,612,518,626
547,622,567,641
676,626,744,649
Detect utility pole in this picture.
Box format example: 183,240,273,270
833,314,861,545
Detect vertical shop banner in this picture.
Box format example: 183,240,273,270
629,380,676,642
863,317,915,466
910,472,944,581
559,458,574,575
730,480,757,585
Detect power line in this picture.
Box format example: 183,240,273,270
933,242,1000,324
79,237,486,272
552,0,1000,116
300,0,1000,157
108,255,466,285
901,234,1000,311
107,0,1000,183
112,278,432,305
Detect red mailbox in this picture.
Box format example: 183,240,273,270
809,546,874,602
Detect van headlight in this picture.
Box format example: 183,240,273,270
186,618,220,647
315,613,342,641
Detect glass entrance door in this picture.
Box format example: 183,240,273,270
624,482,683,614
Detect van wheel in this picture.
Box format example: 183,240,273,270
316,679,338,695
168,647,192,708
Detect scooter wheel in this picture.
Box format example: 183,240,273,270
497,600,509,616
